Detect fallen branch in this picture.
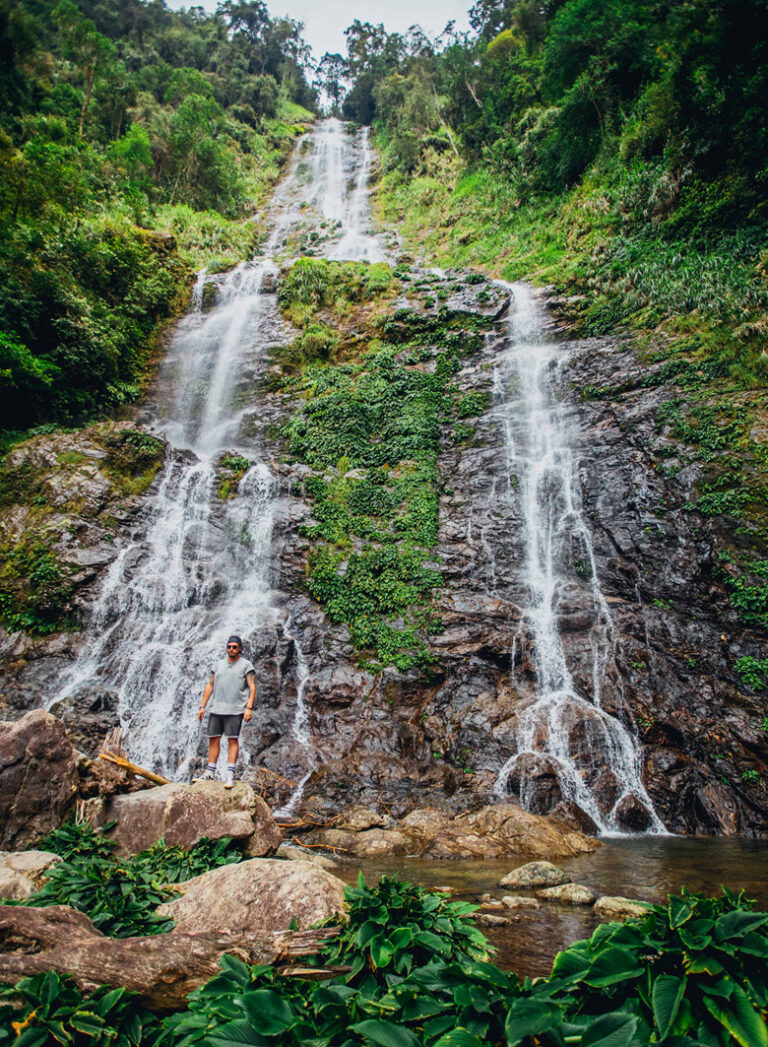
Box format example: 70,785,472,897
291,836,349,854
0,905,340,1010
250,766,296,787
98,752,170,786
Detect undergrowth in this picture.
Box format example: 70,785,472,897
276,263,495,672
7,820,243,938
2,877,767,1047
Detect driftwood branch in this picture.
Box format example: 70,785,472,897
0,905,340,1009
98,752,170,786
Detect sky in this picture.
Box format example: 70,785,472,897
166,0,473,63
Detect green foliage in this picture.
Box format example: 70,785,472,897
0,0,316,430
0,971,159,1047
278,258,395,326
279,283,490,671
217,453,251,501
734,656,768,693
36,818,116,861
3,879,768,1047
11,835,243,938
0,533,73,634
103,428,165,495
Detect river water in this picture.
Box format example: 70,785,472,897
344,836,768,977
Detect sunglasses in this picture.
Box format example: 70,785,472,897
226,643,241,650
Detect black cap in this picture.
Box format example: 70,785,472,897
227,635,243,646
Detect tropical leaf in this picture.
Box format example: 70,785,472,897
652,975,686,1039
349,1019,421,1047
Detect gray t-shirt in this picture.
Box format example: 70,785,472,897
208,656,256,715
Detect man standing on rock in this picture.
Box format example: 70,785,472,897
195,635,255,788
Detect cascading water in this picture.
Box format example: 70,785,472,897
493,283,664,834
52,120,384,779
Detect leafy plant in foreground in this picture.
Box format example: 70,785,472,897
12,835,243,938
0,971,160,1047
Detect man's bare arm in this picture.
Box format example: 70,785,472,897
198,673,215,721
244,670,256,722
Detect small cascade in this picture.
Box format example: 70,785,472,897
190,268,206,311
493,283,664,834
53,120,386,780
273,617,315,819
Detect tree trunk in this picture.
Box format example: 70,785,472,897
0,905,340,1010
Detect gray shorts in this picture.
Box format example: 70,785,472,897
207,712,243,738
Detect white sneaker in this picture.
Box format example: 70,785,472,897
224,769,234,789
193,768,216,782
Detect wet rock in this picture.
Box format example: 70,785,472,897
501,894,541,910
48,691,120,757
593,896,650,920
499,861,570,889
476,912,510,927
307,803,597,859
157,857,346,933
0,710,78,849
537,883,595,905
82,781,281,856
276,844,339,870
614,794,653,833
0,850,62,899
336,805,392,832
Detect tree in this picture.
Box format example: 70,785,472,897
314,52,348,112
52,0,116,138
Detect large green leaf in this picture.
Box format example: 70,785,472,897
714,910,768,942
584,947,644,988
669,897,695,929
208,1019,272,1046
236,989,295,1035
703,985,768,1047
432,1030,484,1047
580,1013,641,1047
653,975,686,1039
504,999,563,1045
349,1019,421,1047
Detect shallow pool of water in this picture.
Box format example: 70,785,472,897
336,836,768,978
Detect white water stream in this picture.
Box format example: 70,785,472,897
51,120,384,780
492,284,663,833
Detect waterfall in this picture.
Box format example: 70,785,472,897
493,284,664,834
52,121,383,779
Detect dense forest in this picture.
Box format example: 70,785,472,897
0,0,315,429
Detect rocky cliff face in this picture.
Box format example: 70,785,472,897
1,278,766,837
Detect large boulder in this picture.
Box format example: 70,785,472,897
157,857,346,934
499,861,570,889
593,896,650,921
306,803,597,860
537,883,595,905
82,781,281,856
0,850,62,900
0,710,78,848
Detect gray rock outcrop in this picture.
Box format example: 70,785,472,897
157,857,346,933
0,850,62,900
0,710,78,848
82,781,281,856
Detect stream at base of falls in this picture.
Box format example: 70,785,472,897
340,837,768,978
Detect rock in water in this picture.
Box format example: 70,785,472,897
157,857,346,933
501,895,541,910
499,860,570,889
0,710,78,848
82,781,281,856
593,895,650,920
537,883,595,905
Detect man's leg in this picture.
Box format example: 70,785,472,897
224,731,240,788
194,731,221,781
